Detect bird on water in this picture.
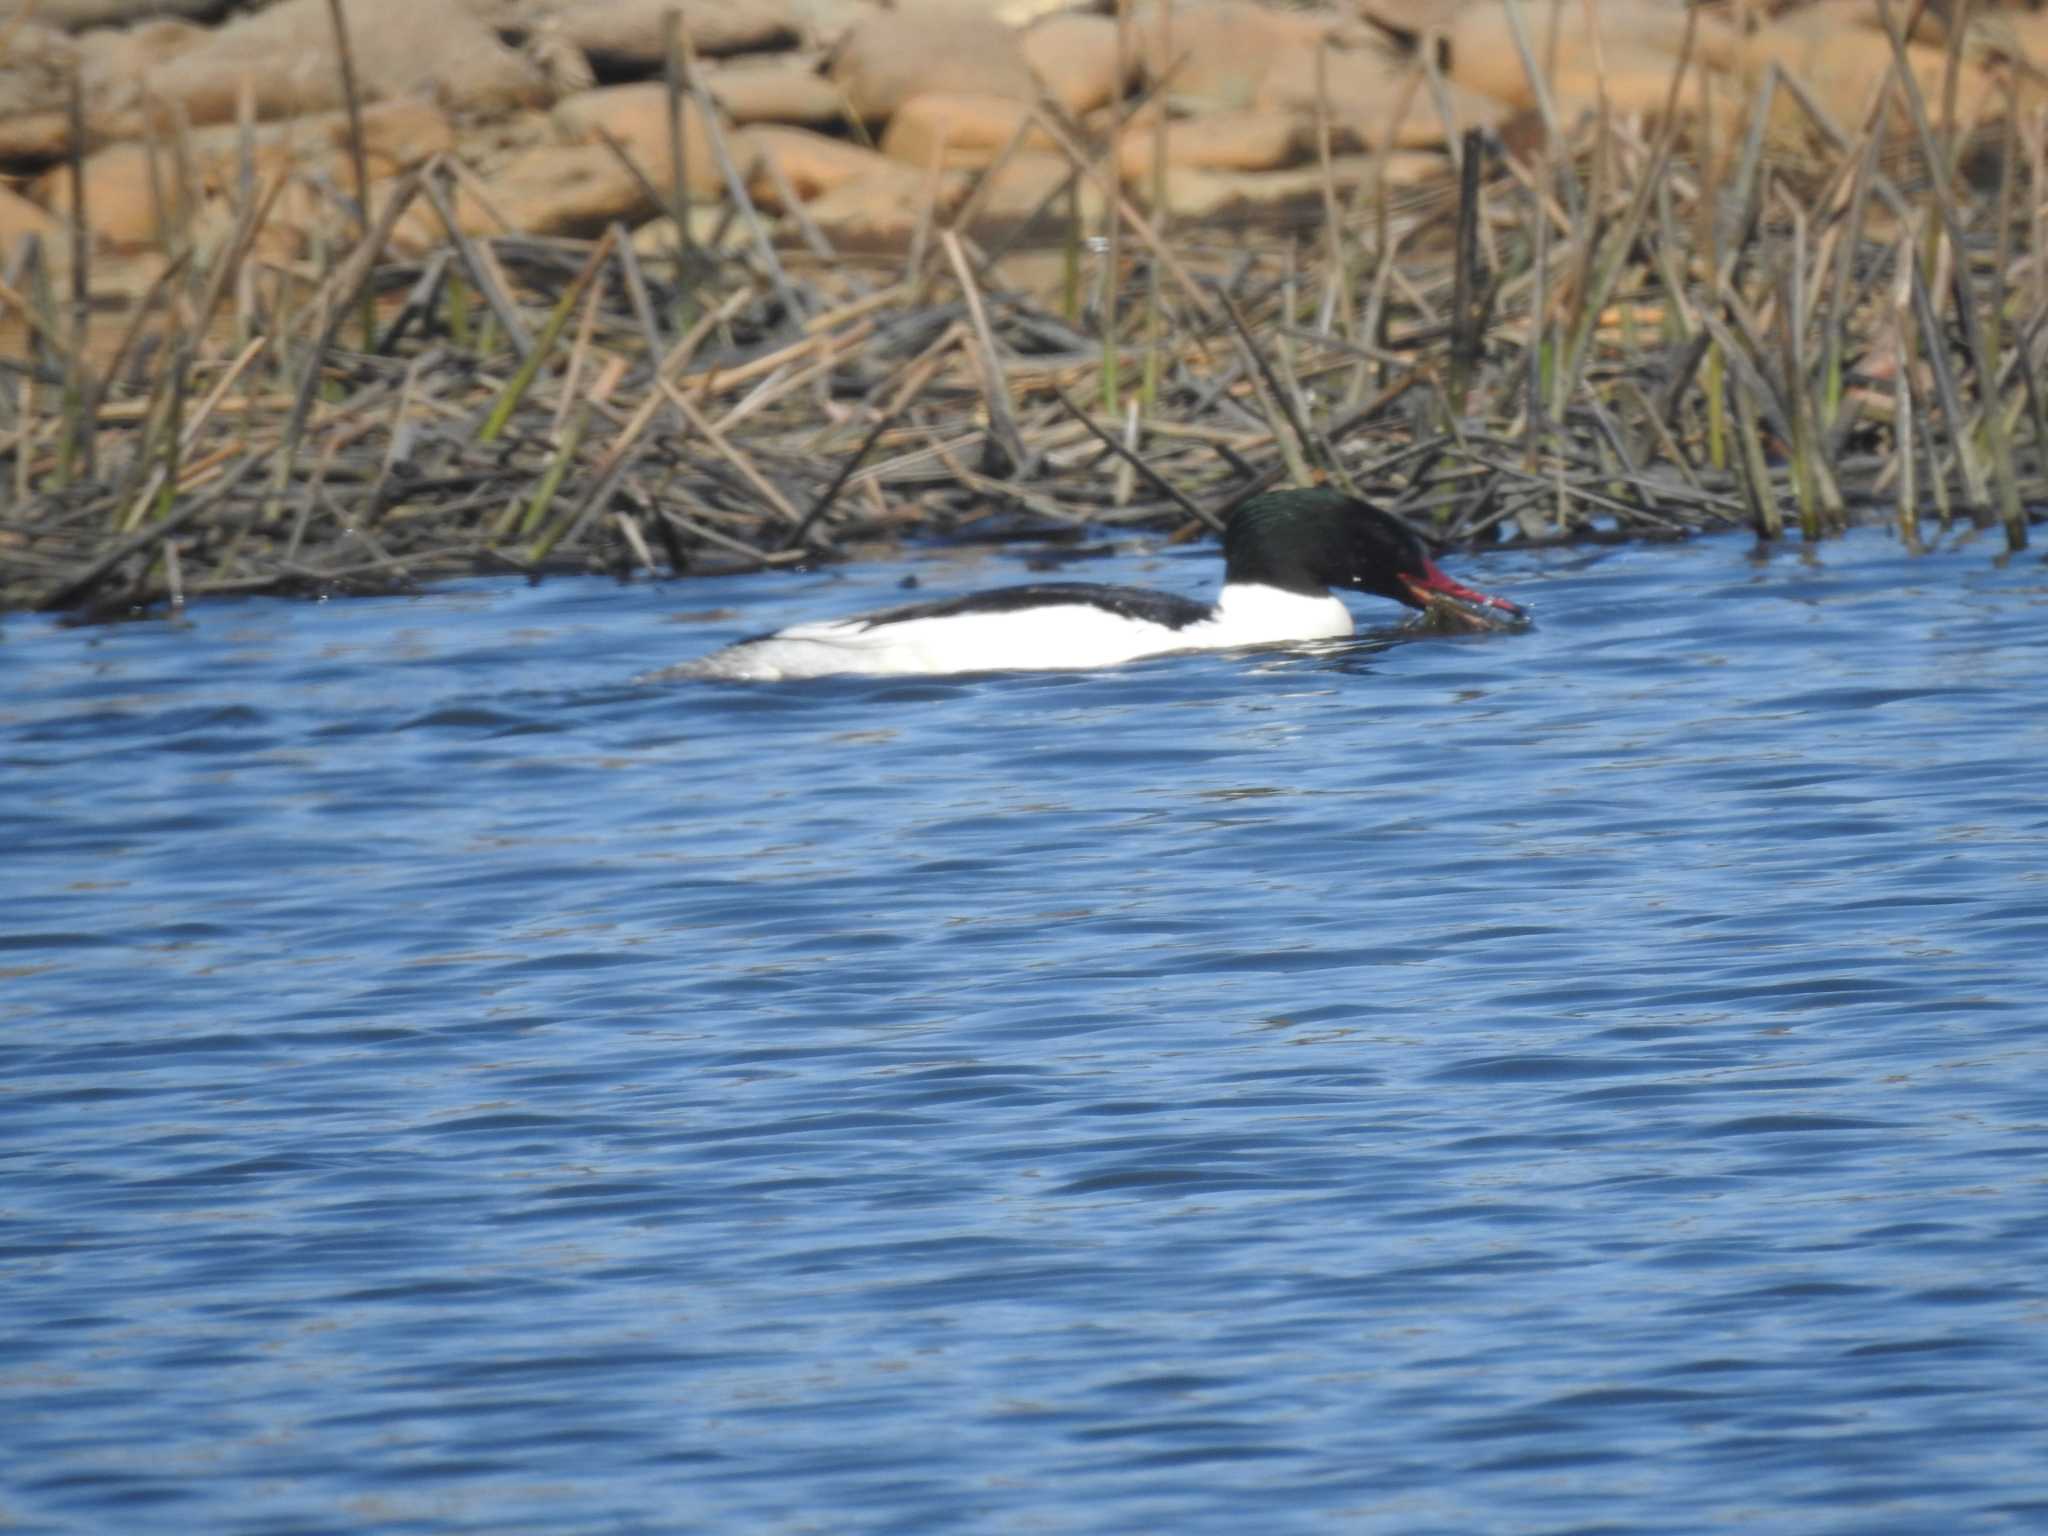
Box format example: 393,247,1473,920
685,487,1528,681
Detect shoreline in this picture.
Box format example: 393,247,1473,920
5,94,2042,622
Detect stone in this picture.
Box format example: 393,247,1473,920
31,101,460,252
1748,18,1991,136
1257,43,1506,149
735,125,906,210
130,0,548,129
826,1,1037,122
551,85,729,201
701,58,847,127
33,143,166,249
629,202,749,259
801,169,958,253
1131,0,1346,114
530,0,809,70
469,141,652,236
1145,149,1437,222
1444,0,1740,113
76,17,211,104
0,184,64,253
954,148,1107,240
0,112,89,163
1115,109,1315,182
880,92,1055,171
0,20,81,125
1542,47,1700,126
1020,14,1129,117
326,98,458,170
24,0,234,30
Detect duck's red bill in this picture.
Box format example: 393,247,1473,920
1400,561,1530,631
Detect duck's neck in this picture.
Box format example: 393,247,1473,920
1193,582,1354,646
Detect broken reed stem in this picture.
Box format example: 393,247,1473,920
1104,0,1132,415
325,0,375,353
676,29,804,322
941,229,1029,475
663,8,695,282
479,227,617,444
523,405,592,550
1142,0,1172,411
1875,0,2026,547
64,68,94,485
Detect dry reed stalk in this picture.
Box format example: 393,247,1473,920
1877,0,2025,543
324,0,374,350
422,172,534,359
262,170,426,524
663,9,694,271
780,350,951,551
63,69,96,485
677,32,802,321
1028,106,1216,327
39,453,262,611
479,227,618,443
713,320,873,434
941,229,1030,474
658,380,804,526
612,231,666,358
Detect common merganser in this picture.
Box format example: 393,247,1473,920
686,487,1526,681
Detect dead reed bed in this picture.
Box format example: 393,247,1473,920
3,3,2043,621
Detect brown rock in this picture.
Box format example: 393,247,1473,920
1116,109,1314,182
1445,0,1740,113
1131,1,1345,113
0,114,80,162
629,203,750,259
1,183,64,253
76,18,210,105
550,85,728,200
1748,18,1988,134
735,125,905,210
827,1,1038,122
880,92,1054,171
0,22,198,156
0,20,81,123
135,0,547,128
35,143,167,249
328,99,458,170
1020,14,1129,116
533,0,808,69
1257,44,1506,149
1991,12,2048,74
471,142,653,236
1146,149,1436,222
801,169,958,253
33,102,459,251
989,0,1076,22
955,148,1107,240
1353,0,1460,41
1543,48,1698,126
24,0,232,30
702,58,848,126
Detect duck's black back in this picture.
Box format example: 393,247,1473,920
856,583,1212,631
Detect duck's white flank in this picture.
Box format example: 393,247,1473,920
689,582,1355,681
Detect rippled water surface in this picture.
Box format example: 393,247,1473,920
7,526,2048,1534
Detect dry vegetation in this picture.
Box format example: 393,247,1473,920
3,0,2043,620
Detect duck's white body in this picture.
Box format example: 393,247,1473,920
689,583,1354,681
678,489,1527,682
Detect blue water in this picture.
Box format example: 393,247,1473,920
6,526,2048,1534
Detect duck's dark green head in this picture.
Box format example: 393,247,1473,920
1222,488,1525,623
